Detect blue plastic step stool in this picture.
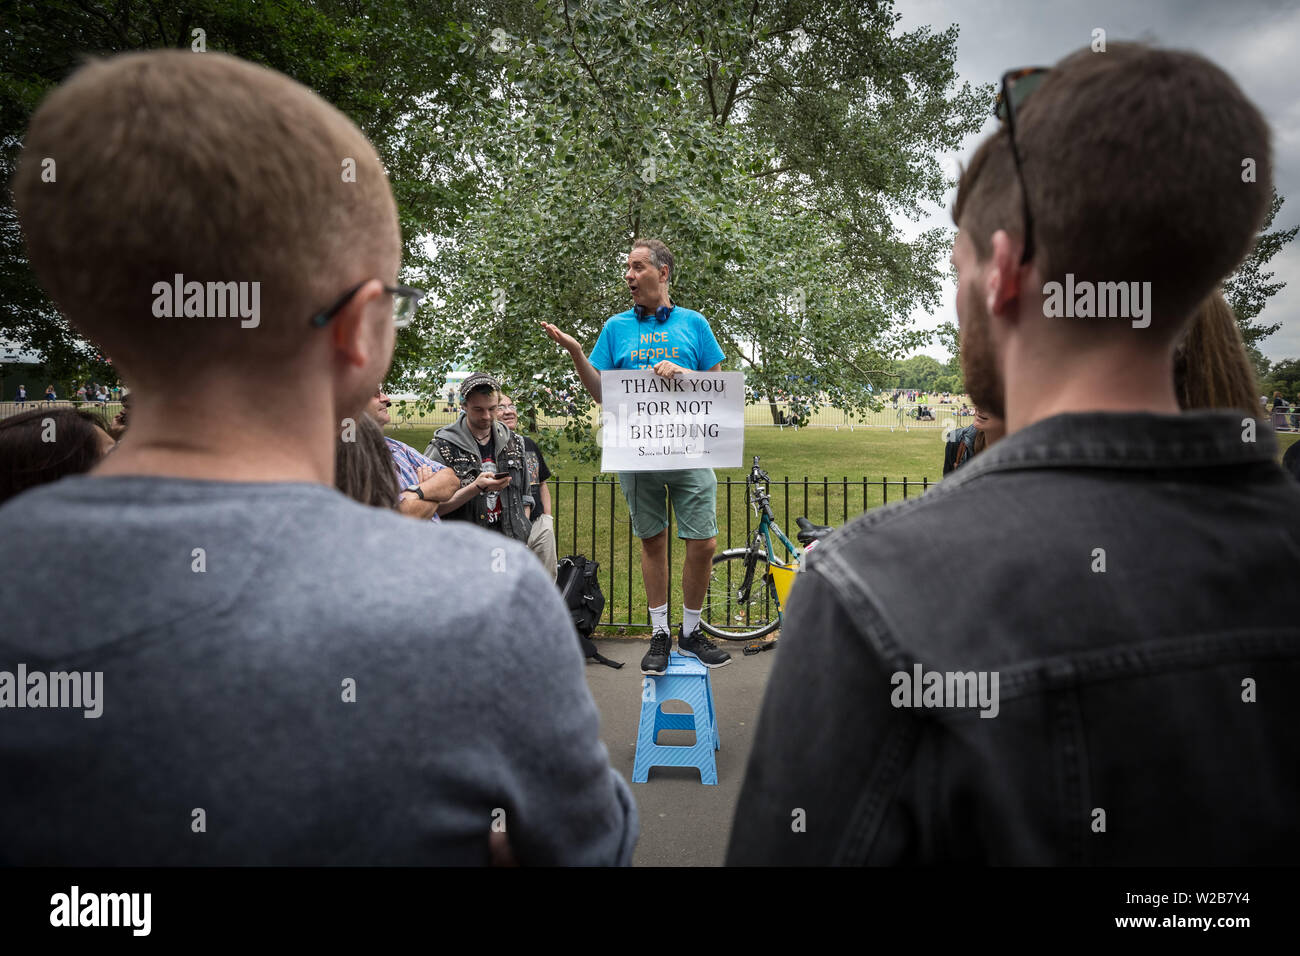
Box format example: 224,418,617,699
633,651,720,785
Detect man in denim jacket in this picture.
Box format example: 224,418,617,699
728,44,1300,865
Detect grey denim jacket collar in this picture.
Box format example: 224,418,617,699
942,410,1276,489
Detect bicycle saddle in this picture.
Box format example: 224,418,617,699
795,516,834,545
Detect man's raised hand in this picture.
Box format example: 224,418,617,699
541,321,580,354
543,321,603,404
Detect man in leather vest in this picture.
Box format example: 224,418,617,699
426,373,532,545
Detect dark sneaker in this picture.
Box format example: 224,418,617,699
640,630,671,675
677,625,732,667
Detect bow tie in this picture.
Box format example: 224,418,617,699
635,304,674,324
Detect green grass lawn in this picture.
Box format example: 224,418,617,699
387,421,959,482
388,398,965,430
389,422,1300,633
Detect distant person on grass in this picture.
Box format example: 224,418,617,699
3,49,634,866
729,44,1300,865
542,238,732,675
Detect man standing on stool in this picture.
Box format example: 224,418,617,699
543,238,732,675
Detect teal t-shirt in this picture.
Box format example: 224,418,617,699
589,306,725,372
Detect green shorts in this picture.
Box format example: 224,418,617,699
617,468,718,540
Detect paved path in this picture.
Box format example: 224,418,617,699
585,636,777,866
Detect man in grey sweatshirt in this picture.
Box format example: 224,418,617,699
1,49,635,866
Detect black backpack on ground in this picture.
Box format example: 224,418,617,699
556,555,622,669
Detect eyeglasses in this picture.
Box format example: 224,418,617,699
994,67,1050,266
309,281,427,330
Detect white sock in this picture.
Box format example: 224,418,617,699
682,607,701,637
649,604,668,633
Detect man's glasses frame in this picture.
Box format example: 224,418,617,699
309,281,427,330
995,67,1050,266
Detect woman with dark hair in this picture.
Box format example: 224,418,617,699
0,408,115,504
334,413,401,510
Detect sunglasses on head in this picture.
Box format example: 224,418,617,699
994,67,1050,266
994,67,1049,122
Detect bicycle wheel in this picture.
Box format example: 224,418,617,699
699,548,782,640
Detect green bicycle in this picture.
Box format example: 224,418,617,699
700,456,834,643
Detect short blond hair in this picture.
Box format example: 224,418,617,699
14,50,400,382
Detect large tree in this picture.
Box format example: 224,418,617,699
1260,358,1300,400
893,354,943,392
1223,189,1298,381
3,0,992,437
404,0,989,451
1,0,480,383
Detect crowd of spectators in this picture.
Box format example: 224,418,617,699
1,42,1297,869
9,381,125,406
330,376,557,578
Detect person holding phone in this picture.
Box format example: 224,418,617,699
425,373,533,545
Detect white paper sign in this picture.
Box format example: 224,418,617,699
599,370,745,472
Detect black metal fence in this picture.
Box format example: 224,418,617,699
1,400,123,419
10,398,1297,433
550,474,933,632
336,399,978,430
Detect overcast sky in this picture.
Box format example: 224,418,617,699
893,0,1300,364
